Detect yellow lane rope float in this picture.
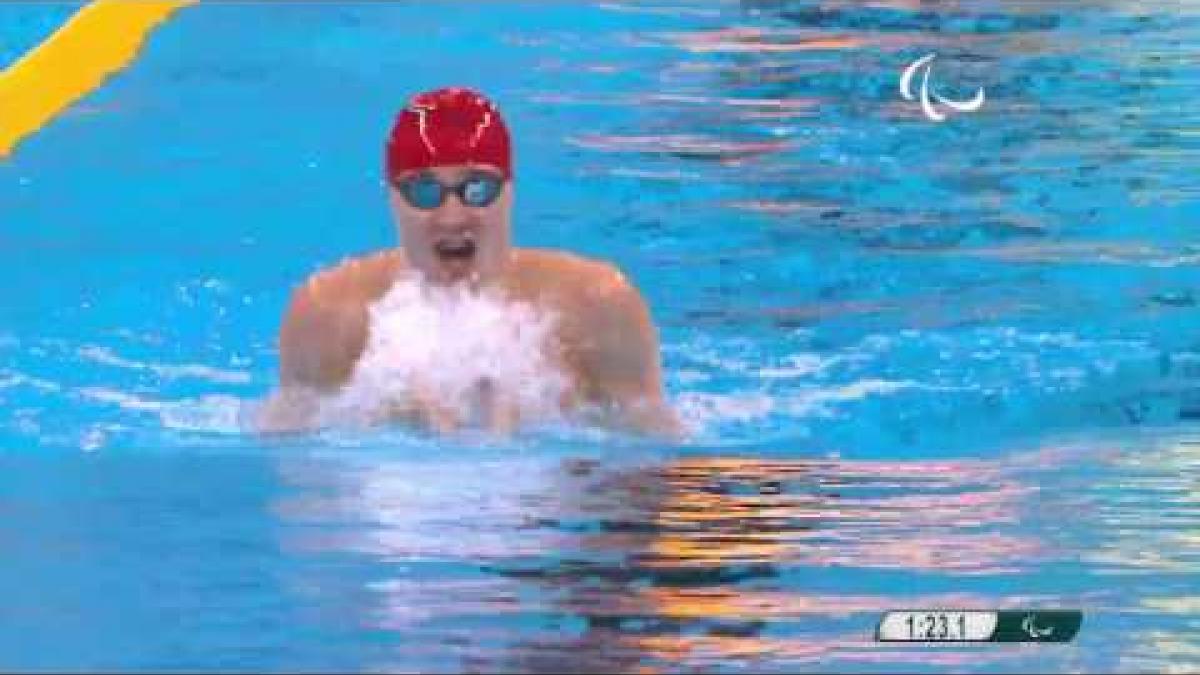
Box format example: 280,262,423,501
0,0,195,158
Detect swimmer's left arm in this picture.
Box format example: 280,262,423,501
576,269,682,439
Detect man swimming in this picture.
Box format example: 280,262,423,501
257,87,679,437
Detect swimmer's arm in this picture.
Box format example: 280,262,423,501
277,251,405,390
256,386,322,433
577,272,683,440
278,281,369,390
257,267,373,433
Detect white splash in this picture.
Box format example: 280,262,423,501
320,279,569,428
77,345,251,384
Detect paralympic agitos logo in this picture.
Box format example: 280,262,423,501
900,53,986,122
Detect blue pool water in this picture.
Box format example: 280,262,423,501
2,1,1199,671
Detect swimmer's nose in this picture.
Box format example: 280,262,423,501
430,192,474,230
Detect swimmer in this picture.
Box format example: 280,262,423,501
257,87,680,437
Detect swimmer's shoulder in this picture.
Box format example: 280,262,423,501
294,248,410,309
279,248,409,389
511,249,674,435
511,247,636,300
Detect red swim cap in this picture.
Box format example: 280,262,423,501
385,87,512,180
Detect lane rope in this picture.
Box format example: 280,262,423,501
0,0,195,158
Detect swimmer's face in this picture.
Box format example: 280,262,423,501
388,164,513,286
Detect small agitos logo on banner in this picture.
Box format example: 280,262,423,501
900,53,986,122
877,610,1083,643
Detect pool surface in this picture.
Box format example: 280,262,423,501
2,1,1199,671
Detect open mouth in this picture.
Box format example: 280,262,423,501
434,237,477,261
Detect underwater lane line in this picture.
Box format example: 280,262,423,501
0,0,195,158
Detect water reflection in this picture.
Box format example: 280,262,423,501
573,0,1199,266
274,449,1058,671
1085,438,1200,575
2,0,1197,671
1080,438,1200,674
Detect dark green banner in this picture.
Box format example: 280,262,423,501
991,610,1083,643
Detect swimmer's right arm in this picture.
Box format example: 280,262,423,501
256,263,375,433
279,278,371,390
255,250,463,435
279,252,407,386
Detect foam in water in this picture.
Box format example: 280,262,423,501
319,279,569,429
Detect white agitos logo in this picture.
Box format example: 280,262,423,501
900,53,986,122
1021,614,1055,639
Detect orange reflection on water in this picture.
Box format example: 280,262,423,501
636,456,1041,575
559,455,1049,671
659,27,866,54
278,450,1059,672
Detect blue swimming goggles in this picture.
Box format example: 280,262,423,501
393,170,506,210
